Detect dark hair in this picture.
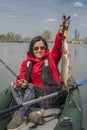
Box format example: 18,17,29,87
29,36,48,56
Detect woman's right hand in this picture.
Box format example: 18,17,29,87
18,79,28,88
59,15,71,33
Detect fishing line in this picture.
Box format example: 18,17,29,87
0,59,19,79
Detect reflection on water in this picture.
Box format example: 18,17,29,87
0,42,87,129
0,42,29,90
69,44,87,81
74,46,79,61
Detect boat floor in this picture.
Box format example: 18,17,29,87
20,117,58,130
20,108,59,130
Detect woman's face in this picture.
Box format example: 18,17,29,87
33,40,46,60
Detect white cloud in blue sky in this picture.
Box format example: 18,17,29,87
72,13,79,17
45,18,56,22
80,24,87,27
0,0,87,39
73,2,84,8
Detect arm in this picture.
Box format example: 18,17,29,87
16,61,29,88
51,16,71,65
51,32,63,65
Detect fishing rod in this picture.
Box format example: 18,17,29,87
0,59,19,79
0,59,87,87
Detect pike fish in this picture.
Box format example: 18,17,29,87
61,38,71,91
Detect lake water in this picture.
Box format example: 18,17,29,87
0,42,87,129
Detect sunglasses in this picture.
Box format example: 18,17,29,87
33,46,46,51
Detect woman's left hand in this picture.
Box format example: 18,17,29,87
18,79,28,88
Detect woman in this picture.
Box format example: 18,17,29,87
7,17,70,130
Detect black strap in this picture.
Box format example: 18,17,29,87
26,62,33,82
42,57,60,86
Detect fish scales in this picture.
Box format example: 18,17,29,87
61,39,71,88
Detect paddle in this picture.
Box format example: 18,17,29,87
0,78,87,118
79,79,87,86
0,92,58,118
69,79,87,88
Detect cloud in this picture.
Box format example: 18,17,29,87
9,15,16,18
44,18,56,22
14,19,22,23
73,2,84,8
80,24,87,27
72,13,79,17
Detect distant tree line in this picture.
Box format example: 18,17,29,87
0,32,30,43
0,30,87,44
0,30,51,43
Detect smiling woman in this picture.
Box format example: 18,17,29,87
6,18,71,130
29,36,48,58
0,42,87,130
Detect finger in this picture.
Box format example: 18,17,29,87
62,15,66,20
67,16,71,20
18,79,24,82
65,20,70,26
23,80,28,85
21,85,26,88
21,83,26,88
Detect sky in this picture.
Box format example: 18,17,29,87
0,0,87,40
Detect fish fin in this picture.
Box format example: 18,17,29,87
68,65,73,70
